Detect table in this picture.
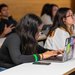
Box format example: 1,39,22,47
64,68,75,75
0,46,75,75
0,58,75,75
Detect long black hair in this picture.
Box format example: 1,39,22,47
48,7,73,36
41,3,58,20
16,14,42,55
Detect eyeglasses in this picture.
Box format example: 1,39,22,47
66,14,74,18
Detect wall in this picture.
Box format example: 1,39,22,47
0,0,71,20
71,0,75,13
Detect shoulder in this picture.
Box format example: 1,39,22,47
7,33,19,38
55,28,68,34
49,28,65,37
6,33,20,41
48,28,69,38
9,16,17,24
41,14,52,24
1,33,20,47
8,16,15,20
41,14,51,19
54,28,70,38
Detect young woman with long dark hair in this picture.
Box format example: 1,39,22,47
44,7,74,50
0,13,62,71
41,3,58,25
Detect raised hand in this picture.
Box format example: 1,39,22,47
0,24,15,37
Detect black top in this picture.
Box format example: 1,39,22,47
0,33,47,68
0,16,17,36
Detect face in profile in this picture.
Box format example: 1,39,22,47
35,24,43,40
63,10,74,27
52,6,58,18
1,7,9,17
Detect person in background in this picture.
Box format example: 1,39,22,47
0,13,63,71
41,3,58,25
39,4,58,47
44,7,74,50
0,3,17,38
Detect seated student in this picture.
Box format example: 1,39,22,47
40,3,59,36
41,3,58,25
44,7,74,50
0,3,17,38
0,13,62,71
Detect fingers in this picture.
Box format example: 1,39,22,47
55,50,64,55
4,24,8,28
11,26,15,30
50,50,64,56
9,24,14,28
5,24,15,29
49,51,58,56
4,24,14,28
9,24,15,29
59,50,64,54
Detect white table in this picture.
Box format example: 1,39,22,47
0,47,75,75
0,58,75,75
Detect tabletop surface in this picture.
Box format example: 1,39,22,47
0,57,75,75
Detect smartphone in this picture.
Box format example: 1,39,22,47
33,61,51,65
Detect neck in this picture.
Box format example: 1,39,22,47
67,25,71,29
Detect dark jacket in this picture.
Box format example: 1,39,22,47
0,33,47,68
0,16,17,36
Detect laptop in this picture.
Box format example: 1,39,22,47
48,36,75,62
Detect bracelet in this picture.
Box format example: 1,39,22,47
42,53,44,59
40,53,44,60
33,54,38,62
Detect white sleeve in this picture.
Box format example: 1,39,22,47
44,28,70,50
44,36,53,50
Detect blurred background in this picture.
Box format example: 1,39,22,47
0,0,75,21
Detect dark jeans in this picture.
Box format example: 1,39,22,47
0,67,6,72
